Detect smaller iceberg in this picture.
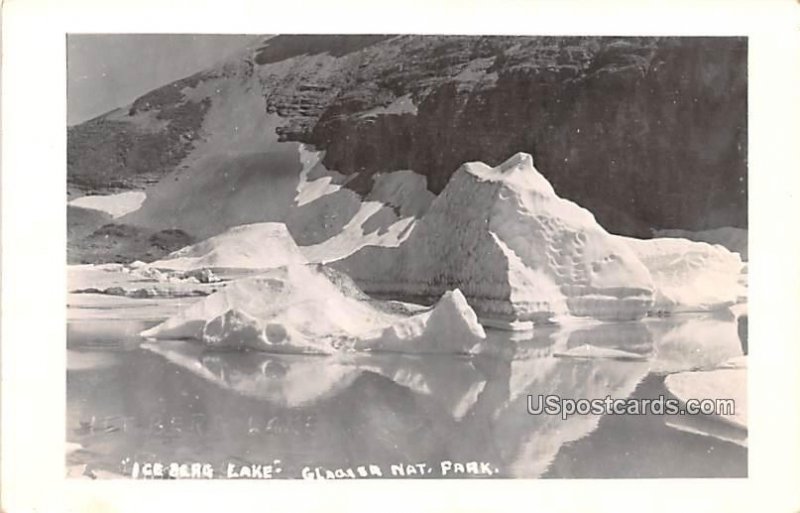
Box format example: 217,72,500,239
354,290,486,354
150,222,308,271
141,264,486,355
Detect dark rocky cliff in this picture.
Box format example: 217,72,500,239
68,35,747,237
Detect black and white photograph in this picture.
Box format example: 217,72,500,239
64,33,751,480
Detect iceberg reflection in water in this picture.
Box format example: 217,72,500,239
66,311,746,479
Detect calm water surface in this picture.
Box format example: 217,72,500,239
66,310,747,479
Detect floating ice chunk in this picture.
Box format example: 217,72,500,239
142,264,486,355
554,343,647,361
355,289,486,354
665,366,747,432
150,222,308,271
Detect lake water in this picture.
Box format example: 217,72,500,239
66,304,747,479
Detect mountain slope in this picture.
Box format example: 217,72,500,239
68,35,747,255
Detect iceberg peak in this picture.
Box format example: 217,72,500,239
499,152,535,171
464,151,556,198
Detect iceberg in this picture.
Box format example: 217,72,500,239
150,222,308,271
652,227,747,261
621,236,746,313
664,365,747,442
554,344,647,361
354,290,486,354
141,264,486,355
332,153,655,326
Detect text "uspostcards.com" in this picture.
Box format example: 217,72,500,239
527,394,735,420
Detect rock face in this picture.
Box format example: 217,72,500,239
150,222,308,271
67,222,194,265
333,153,655,326
69,35,747,246
141,264,485,354
67,205,113,242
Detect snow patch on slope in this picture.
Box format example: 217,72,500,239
69,191,147,218
294,146,344,207
359,94,418,118
299,168,434,263
122,141,433,264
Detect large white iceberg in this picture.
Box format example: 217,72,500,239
141,264,485,354
150,222,308,271
332,153,655,327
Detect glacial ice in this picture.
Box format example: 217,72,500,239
333,152,656,326
354,290,486,354
621,236,746,313
665,366,747,430
150,222,308,271
652,226,748,261
141,264,486,354
554,343,647,361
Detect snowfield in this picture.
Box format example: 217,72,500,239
120,144,432,264
69,191,147,218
